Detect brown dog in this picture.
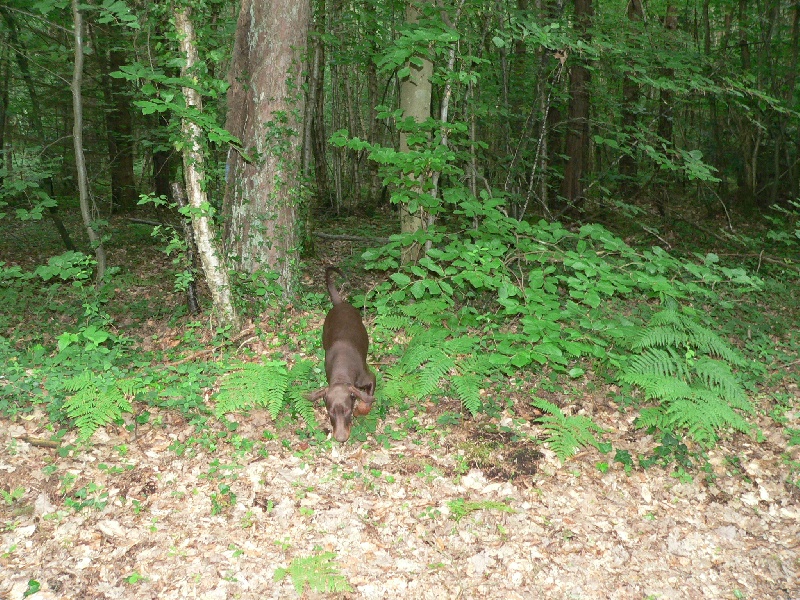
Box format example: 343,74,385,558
310,267,376,442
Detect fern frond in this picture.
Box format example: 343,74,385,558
693,357,752,411
288,359,313,383
458,353,497,377
631,325,688,351
620,373,694,402
625,347,687,379
274,551,352,594
407,326,450,348
684,322,746,365
375,314,412,331
531,397,602,461
115,378,145,397
451,374,481,415
648,302,683,328
63,373,133,441
531,398,564,419
63,370,96,393
400,298,453,322
215,361,289,418
381,365,418,405
442,334,478,356
415,350,454,399
634,405,667,431
287,387,318,428
398,344,433,371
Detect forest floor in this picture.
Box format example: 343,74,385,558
1,215,799,599
1,395,798,600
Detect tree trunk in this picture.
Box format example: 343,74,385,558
222,0,311,295
104,48,138,213
788,2,800,201
619,0,643,196
71,0,106,281
0,41,8,191
559,0,593,208
174,7,238,328
153,113,174,202
1,7,75,252
398,1,433,264
366,39,382,205
735,0,757,205
654,1,677,216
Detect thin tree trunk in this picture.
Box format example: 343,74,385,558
0,41,8,191
174,7,238,327
559,0,593,208
172,183,202,315
71,0,106,281
366,36,381,204
302,33,322,178
788,3,800,200
153,113,174,202
620,0,644,196
399,1,433,264
311,28,330,206
1,7,75,252
104,48,137,213
737,0,756,204
654,1,677,216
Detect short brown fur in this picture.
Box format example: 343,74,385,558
310,267,376,442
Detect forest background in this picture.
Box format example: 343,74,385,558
1,0,800,596
0,0,799,483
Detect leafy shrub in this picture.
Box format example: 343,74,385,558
360,188,766,454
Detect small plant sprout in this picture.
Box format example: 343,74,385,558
274,548,352,593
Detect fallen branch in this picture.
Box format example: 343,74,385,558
19,435,60,449
314,231,391,244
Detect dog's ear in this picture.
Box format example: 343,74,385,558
309,388,327,401
348,385,375,416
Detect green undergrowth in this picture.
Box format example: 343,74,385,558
0,195,798,473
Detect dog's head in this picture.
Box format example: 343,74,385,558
310,384,375,443
324,384,355,442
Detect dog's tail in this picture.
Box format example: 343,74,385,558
325,266,344,305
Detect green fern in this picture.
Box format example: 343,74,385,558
214,360,317,427
621,300,754,447
634,301,746,366
531,398,603,460
375,313,412,331
215,361,288,417
451,373,481,415
274,550,352,593
63,372,136,441
399,298,455,323
381,364,420,406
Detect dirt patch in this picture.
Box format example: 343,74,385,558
1,397,798,600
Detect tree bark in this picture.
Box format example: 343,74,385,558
619,0,644,195
71,0,106,281
559,0,593,208
103,48,137,213
222,0,311,295
398,0,433,264
0,40,8,191
174,7,238,327
654,1,677,216
736,0,756,205
787,2,800,200
153,113,174,202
